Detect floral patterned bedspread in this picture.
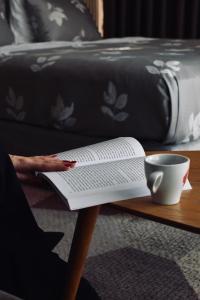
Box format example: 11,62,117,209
0,37,200,145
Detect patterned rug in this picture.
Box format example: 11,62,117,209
31,204,200,300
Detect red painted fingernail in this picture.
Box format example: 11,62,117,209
63,160,76,164
63,162,72,166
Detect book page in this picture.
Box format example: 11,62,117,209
41,157,150,210
57,137,145,167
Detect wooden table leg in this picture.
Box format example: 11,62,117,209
63,205,101,300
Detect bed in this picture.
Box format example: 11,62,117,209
0,0,200,155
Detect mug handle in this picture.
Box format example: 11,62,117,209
147,171,163,194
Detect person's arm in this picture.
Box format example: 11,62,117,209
9,154,76,183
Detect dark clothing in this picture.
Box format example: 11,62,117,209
0,145,99,300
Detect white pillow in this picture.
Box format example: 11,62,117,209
9,0,32,43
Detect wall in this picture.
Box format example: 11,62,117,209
103,0,200,39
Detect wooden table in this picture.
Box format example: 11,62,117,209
63,151,200,300
113,151,200,234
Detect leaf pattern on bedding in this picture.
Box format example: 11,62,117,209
101,81,129,122
6,88,26,121
146,59,181,78
30,55,60,72
47,2,68,26
51,95,76,129
0,37,200,144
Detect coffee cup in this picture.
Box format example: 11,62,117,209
144,154,190,205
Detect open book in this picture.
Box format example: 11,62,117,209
38,137,191,210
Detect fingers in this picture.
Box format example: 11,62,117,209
14,155,76,173
32,159,75,172
63,160,76,169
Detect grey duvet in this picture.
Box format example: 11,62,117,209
0,37,200,146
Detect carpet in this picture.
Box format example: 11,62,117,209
30,203,200,300
22,183,200,300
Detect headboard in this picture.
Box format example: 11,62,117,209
84,0,104,36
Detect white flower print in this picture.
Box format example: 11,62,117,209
51,95,76,128
31,55,60,72
70,0,86,13
146,60,181,78
47,2,68,26
6,88,26,121
101,81,129,122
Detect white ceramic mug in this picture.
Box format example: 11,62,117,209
144,154,190,205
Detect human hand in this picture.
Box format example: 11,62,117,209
9,154,76,184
